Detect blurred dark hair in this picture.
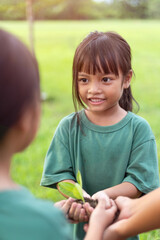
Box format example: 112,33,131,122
72,31,139,113
0,29,40,140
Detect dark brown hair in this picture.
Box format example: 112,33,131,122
0,29,40,140
72,31,138,113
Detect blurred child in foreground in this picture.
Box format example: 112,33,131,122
0,29,71,240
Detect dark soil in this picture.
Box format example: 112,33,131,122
75,197,98,208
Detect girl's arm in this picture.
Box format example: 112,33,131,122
104,188,160,239
93,182,142,200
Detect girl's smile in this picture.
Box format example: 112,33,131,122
88,98,106,105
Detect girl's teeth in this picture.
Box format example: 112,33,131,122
90,99,103,102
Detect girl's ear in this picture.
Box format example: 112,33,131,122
16,107,33,133
123,70,133,89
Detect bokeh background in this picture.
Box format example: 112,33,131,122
0,1,160,239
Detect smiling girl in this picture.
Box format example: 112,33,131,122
41,31,159,240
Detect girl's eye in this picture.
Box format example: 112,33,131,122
102,77,111,83
79,78,88,83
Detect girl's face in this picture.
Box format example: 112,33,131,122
78,71,131,115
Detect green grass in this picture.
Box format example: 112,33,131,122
0,20,160,239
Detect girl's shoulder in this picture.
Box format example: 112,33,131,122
129,112,155,139
55,112,81,137
0,187,71,239
129,112,152,129
59,112,77,123
58,112,78,128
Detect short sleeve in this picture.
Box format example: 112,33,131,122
123,120,160,193
40,119,76,188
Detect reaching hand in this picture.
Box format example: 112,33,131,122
103,196,138,240
84,197,117,240
83,191,112,220
115,196,134,221
92,191,111,208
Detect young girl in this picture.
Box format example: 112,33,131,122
41,31,159,240
0,29,71,240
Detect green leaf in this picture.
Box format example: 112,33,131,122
75,183,85,202
76,170,82,188
58,182,77,199
58,182,83,200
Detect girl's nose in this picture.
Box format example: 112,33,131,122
88,82,102,94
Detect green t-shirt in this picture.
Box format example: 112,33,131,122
0,186,71,240
41,110,159,240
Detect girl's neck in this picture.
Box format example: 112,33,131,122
85,106,127,126
0,146,18,191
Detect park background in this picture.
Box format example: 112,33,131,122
0,0,160,239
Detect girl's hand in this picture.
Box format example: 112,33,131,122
54,197,75,214
92,191,111,208
83,191,111,218
67,190,91,223
88,198,117,231
84,198,118,240
67,201,89,223
114,196,135,221
103,223,127,240
55,198,88,223
103,196,138,240
83,189,91,198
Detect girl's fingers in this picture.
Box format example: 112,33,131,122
54,200,66,208
72,203,82,221
62,198,75,214
83,202,94,217
110,200,118,214
68,202,78,219
110,199,117,209
115,196,130,210
92,192,111,208
68,202,89,222
115,196,134,221
79,208,89,222
83,223,89,232
97,197,107,209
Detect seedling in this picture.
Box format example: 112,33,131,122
58,170,85,203
58,170,98,208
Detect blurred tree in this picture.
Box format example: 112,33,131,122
26,0,35,55
33,0,66,19
148,0,160,18
0,0,159,20
113,0,149,18
36,0,95,20
0,0,25,20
